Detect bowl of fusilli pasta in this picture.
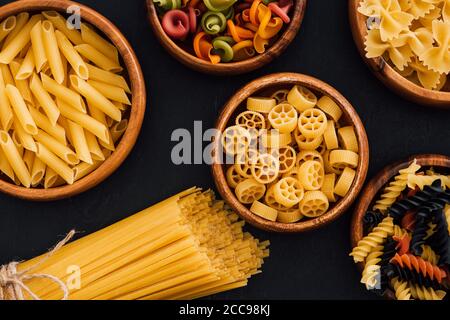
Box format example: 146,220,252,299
350,154,450,300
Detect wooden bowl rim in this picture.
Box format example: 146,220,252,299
350,154,450,299
146,0,307,75
348,0,450,109
211,72,370,233
0,0,146,201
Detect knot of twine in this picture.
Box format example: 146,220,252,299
0,230,75,300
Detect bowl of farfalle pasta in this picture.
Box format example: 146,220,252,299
212,73,369,233
0,0,146,201
351,154,450,300
349,0,450,108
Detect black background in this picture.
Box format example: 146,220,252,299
0,0,449,300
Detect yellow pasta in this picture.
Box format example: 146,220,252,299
251,153,279,184
34,142,74,185
250,200,278,221
287,85,317,112
321,173,337,202
80,23,119,64
42,11,83,45
270,89,289,104
86,63,131,93
28,107,66,145
246,97,276,113
334,167,356,197
55,30,89,80
316,96,342,122
67,120,93,165
221,125,251,156
110,120,128,144
85,131,104,161
0,16,16,43
0,130,31,187
87,79,131,105
29,73,60,125
226,165,245,188
277,207,303,223
298,108,328,139
41,73,85,112
273,177,304,208
235,110,266,131
277,146,296,173
329,149,359,169
299,191,329,218
9,60,33,105
41,20,65,84
22,149,34,172
5,84,37,135
16,47,35,80
261,131,292,148
296,150,323,167
323,120,339,150
13,121,37,152
298,160,325,191
338,126,359,153
0,71,14,131
75,44,122,73
267,103,298,133
293,127,323,150
30,156,46,187
34,130,78,166
30,20,47,72
235,178,266,204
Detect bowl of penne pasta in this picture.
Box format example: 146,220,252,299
0,0,146,201
146,0,307,75
211,73,369,232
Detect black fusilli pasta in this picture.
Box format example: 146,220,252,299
410,204,440,256
430,209,450,266
363,211,385,234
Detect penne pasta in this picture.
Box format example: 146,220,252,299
40,73,85,112
5,84,37,135
55,30,89,80
3,12,29,48
0,14,41,65
31,155,46,187
57,99,109,143
67,120,92,164
0,147,15,181
0,63,15,86
85,130,104,161
16,46,35,80
30,20,48,72
87,79,131,105
73,160,102,181
41,20,65,84
70,75,121,121
86,63,130,93
80,23,119,63
111,119,128,144
9,60,33,105
28,107,66,145
0,16,17,43
0,71,14,131
75,44,122,73
43,167,58,189
11,130,24,156
22,149,34,172
13,121,37,152
35,142,74,185
34,129,79,165
87,101,115,151
0,130,31,187
42,11,83,45
29,73,60,125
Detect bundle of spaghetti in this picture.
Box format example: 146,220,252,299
11,187,269,300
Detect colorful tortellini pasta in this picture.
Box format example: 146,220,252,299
358,0,450,90
154,0,294,63
222,85,360,224
350,160,450,300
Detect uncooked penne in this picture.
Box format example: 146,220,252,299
73,159,102,181
85,130,104,161
81,23,119,63
67,120,92,164
42,11,83,45
87,101,115,151
75,44,122,73
44,167,58,189
0,14,41,64
28,107,66,145
0,63,14,86
55,30,88,80
41,20,65,84
111,119,128,144
0,130,31,187
35,142,74,185
9,60,33,105
87,79,131,105
34,129,79,165
23,149,34,172
3,12,28,47
30,20,47,72
31,156,46,187
5,84,37,135
11,130,24,156
70,75,121,121
86,63,130,93
30,73,60,125
0,16,17,43
13,121,37,152
0,71,13,131
40,73,85,112
0,147,15,181
16,46,35,80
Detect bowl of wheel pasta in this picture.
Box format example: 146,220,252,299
211,73,369,233
349,0,450,108
350,154,450,300
146,0,307,75
0,0,146,201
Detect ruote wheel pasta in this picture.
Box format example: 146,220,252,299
220,83,361,225
273,177,305,208
221,125,251,155
287,85,317,112
298,160,325,191
299,191,330,218
268,103,298,133
235,178,266,204
251,153,279,184
236,111,266,131
298,108,328,139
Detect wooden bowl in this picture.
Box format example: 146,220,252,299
350,154,450,299
211,73,370,232
0,0,146,201
349,0,450,109
146,0,307,75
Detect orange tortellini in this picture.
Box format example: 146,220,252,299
222,85,360,223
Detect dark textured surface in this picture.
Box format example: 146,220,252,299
0,0,449,300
